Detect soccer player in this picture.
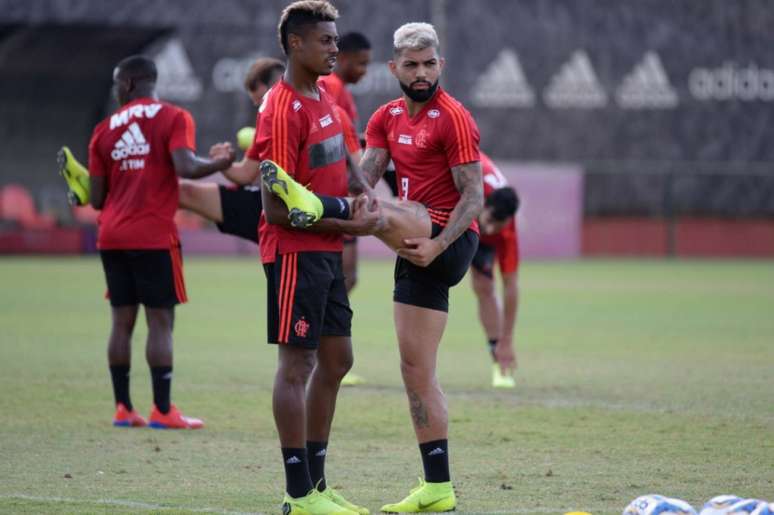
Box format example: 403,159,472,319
250,2,376,514
351,22,483,514
176,57,285,243
265,21,484,513
86,55,235,429
471,152,520,388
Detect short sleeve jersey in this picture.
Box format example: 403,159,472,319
88,97,195,250
318,73,358,125
479,152,519,275
248,79,348,263
366,88,480,232
334,104,361,155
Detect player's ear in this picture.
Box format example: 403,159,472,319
288,32,303,52
388,59,397,77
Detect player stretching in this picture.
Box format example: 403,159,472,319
263,21,483,512
471,153,520,388
176,57,285,243
252,2,376,514
80,56,235,429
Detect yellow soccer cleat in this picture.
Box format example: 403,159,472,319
260,160,323,228
492,363,515,389
340,372,366,387
321,487,370,515
57,146,90,206
380,478,456,513
282,489,359,515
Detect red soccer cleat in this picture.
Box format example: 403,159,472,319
113,403,147,428
148,404,204,429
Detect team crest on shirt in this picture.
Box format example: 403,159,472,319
389,107,404,116
398,134,412,145
415,128,429,149
427,109,440,118
294,317,310,338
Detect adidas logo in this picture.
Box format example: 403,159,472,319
153,38,202,102
315,449,327,457
616,52,678,109
285,456,302,465
544,50,607,109
427,447,445,456
111,123,150,161
472,49,535,108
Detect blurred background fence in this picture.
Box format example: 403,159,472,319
1,0,772,256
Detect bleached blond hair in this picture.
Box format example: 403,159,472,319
393,22,440,56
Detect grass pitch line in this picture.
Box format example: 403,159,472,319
0,494,264,514
0,495,600,514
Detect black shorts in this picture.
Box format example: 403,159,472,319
263,251,352,348
470,242,496,279
393,224,479,312
215,185,262,243
100,246,186,308
383,168,399,197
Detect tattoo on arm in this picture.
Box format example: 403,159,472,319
407,388,430,428
436,161,484,249
355,147,390,191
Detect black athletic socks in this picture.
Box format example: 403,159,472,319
306,441,328,491
319,195,350,220
488,338,498,361
419,439,450,483
150,366,172,414
109,364,132,411
282,447,314,498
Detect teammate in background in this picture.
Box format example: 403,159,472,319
175,57,285,243
471,152,520,388
251,2,376,513
318,31,372,385
266,21,484,512
85,56,235,429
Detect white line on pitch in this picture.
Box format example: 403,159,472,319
0,494,264,514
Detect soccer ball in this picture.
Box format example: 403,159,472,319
700,496,745,515
624,494,697,515
700,497,771,515
752,503,774,515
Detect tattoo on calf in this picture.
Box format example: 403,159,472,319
408,389,430,428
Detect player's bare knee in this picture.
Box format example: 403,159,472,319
279,349,316,386
472,274,494,298
399,356,431,387
111,307,138,337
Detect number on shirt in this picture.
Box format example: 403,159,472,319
401,177,409,200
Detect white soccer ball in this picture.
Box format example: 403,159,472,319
701,495,745,515
624,494,698,515
701,498,770,515
751,502,774,515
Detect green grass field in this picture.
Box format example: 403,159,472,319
0,257,772,515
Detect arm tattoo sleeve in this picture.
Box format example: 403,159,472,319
354,147,391,191
435,161,484,249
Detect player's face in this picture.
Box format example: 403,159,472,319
339,49,371,84
112,67,130,106
389,46,444,99
479,207,511,236
293,21,339,76
248,70,283,106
